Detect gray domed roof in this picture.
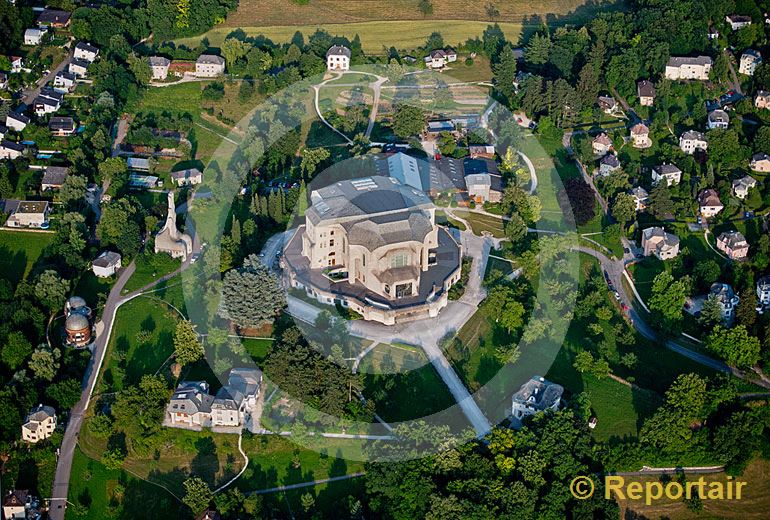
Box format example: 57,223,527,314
65,313,89,331
67,296,87,309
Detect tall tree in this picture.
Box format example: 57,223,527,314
493,46,518,100
220,255,286,329
173,320,204,367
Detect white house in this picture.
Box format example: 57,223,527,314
511,376,563,427
6,201,49,228
630,123,651,148
680,130,708,154
630,186,649,211
709,283,740,324
53,71,76,92
0,140,24,160
637,80,656,106
739,49,762,75
33,89,62,116
592,133,613,156
756,90,770,109
2,490,34,520
68,59,89,78
21,404,56,443
165,368,262,430
652,164,682,186
24,27,46,46
326,45,351,71
757,276,770,307
698,188,724,218
665,56,712,80
73,42,99,62
598,154,621,176
707,109,730,129
750,152,770,172
6,112,29,132
195,54,225,77
0,72,7,90
726,14,752,30
149,56,171,80
92,251,122,277
170,167,203,186
732,175,757,199
7,56,23,73
424,48,457,69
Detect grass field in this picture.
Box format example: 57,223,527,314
122,252,181,294
212,0,608,30
66,447,187,520
0,230,53,284
357,342,430,373
98,297,179,393
618,458,770,519
174,20,525,53
452,210,506,237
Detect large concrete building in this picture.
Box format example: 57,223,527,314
283,175,462,325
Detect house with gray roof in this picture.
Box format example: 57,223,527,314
652,163,682,186
717,230,749,261
149,56,171,80
665,56,712,80
709,283,740,324
283,175,462,325
195,54,225,77
166,369,262,430
732,175,757,199
41,166,69,190
642,227,680,260
326,45,351,71
598,154,621,176
21,404,56,443
511,376,563,427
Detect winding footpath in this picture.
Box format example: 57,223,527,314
49,252,196,518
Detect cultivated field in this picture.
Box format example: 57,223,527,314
174,20,524,53
219,0,613,27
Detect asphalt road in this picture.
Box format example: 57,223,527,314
48,261,136,518
21,47,74,105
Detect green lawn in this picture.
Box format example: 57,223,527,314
98,297,179,393
74,272,115,310
122,252,181,294
0,230,54,284
237,435,366,490
358,342,428,373
362,350,456,423
66,447,187,520
452,210,505,238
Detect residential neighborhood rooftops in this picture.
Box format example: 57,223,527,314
49,116,75,131
655,163,682,174
1,140,24,152
630,123,649,135
25,404,55,423
710,282,737,303
593,133,612,146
